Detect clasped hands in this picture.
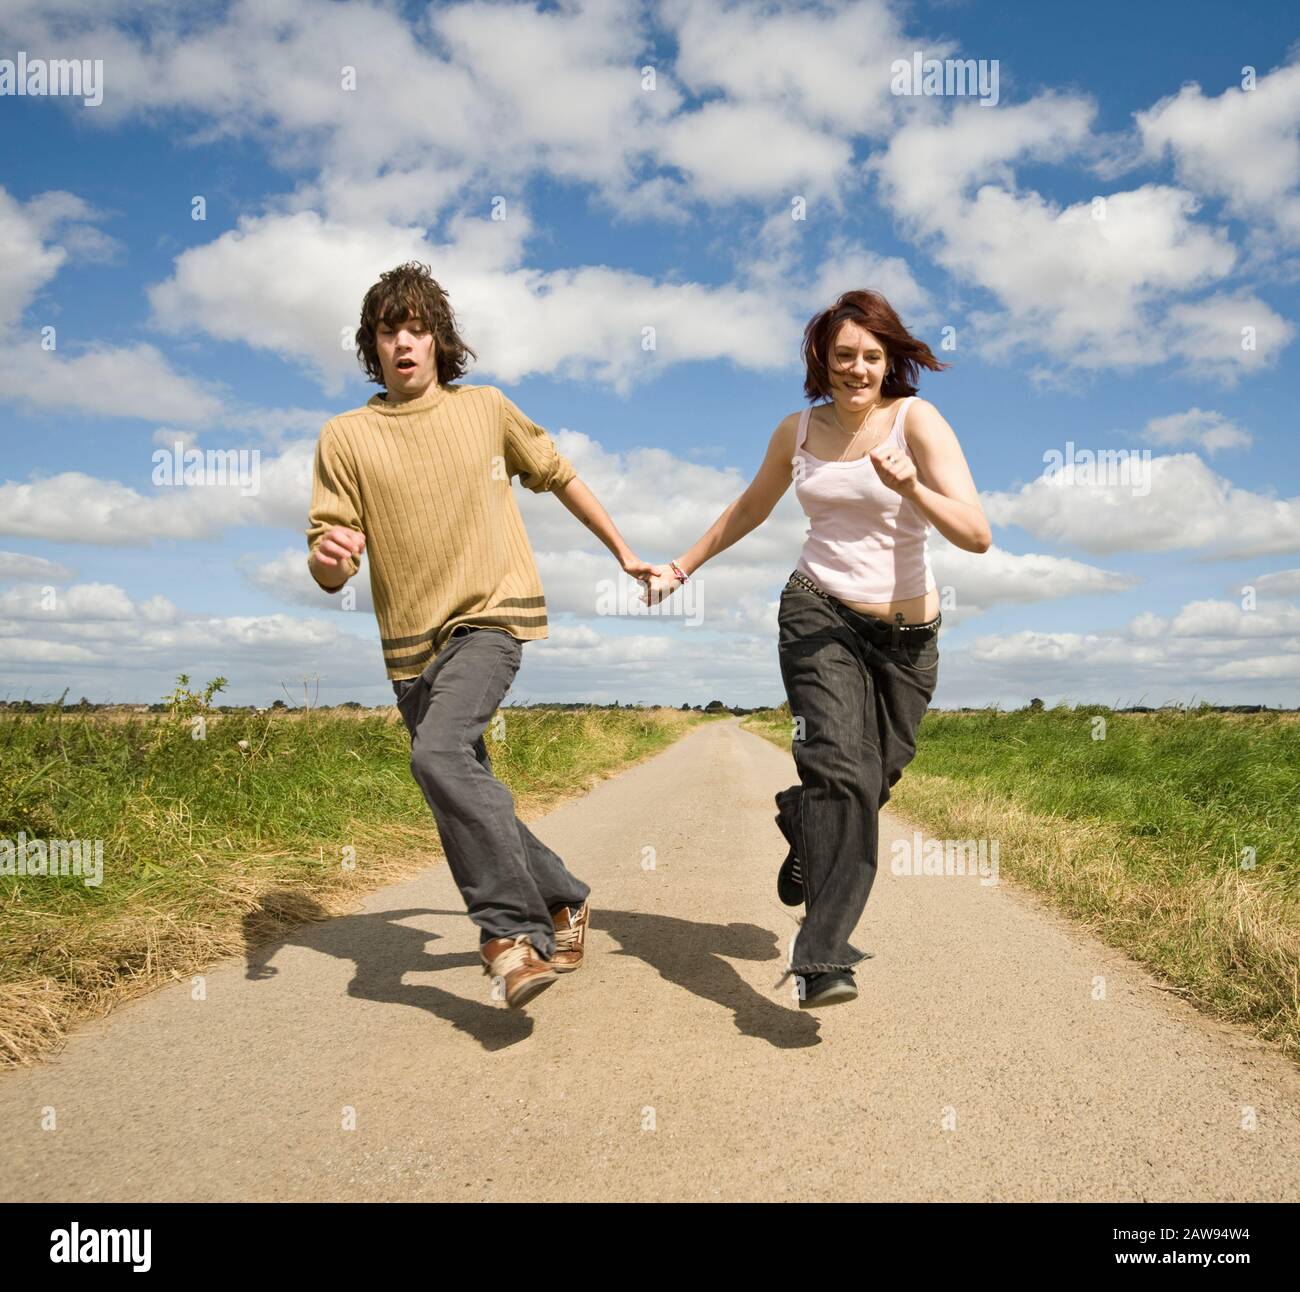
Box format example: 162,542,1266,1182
619,554,685,607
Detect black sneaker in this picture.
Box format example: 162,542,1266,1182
777,848,804,906
797,969,857,1009
774,790,804,906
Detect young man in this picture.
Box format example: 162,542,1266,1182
307,261,653,1008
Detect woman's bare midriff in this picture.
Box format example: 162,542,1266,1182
836,586,941,625
802,401,942,625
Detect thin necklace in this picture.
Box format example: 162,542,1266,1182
830,393,887,462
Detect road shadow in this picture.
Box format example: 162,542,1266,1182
241,892,532,1051
242,894,824,1051
594,910,822,1049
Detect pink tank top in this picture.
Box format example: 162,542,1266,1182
793,396,936,602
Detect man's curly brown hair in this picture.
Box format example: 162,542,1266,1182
354,261,477,387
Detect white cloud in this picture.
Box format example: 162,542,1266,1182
1144,407,1251,455
866,91,1297,380
0,188,67,334
0,0,677,224
953,597,1300,706
1159,290,1295,385
0,183,228,422
0,0,924,226
664,0,923,137
1137,59,1300,246
0,580,386,706
656,102,853,203
1167,598,1300,638
0,581,142,621
0,638,99,666
0,340,227,424
0,471,248,544
983,453,1300,559
0,550,76,583
1253,568,1300,597
146,205,881,394
929,539,1138,620
0,433,320,545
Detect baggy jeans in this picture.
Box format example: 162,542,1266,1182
774,572,941,975
392,625,589,959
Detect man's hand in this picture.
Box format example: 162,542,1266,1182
310,525,366,588
621,552,659,586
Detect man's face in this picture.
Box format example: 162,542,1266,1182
376,313,438,398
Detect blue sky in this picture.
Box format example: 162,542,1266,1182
1,0,1298,709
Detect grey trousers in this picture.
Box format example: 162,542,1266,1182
774,575,940,974
392,626,589,959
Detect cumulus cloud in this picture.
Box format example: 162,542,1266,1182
0,0,923,225
0,436,323,546
1136,59,1300,246
145,204,919,395
0,581,142,621
0,187,68,335
1252,567,1300,597
656,102,854,204
0,550,76,584
1143,407,1252,455
0,185,228,421
929,539,1138,620
0,583,384,707
868,91,1294,380
952,596,1300,707
0,340,228,424
983,453,1300,559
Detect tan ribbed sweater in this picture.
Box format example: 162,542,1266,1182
305,381,577,680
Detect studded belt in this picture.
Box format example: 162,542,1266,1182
785,568,941,652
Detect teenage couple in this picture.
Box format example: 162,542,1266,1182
306,262,990,1011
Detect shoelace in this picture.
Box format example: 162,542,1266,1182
486,935,535,978
554,908,583,952
789,859,802,884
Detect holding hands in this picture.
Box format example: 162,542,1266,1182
610,550,686,605
640,560,688,606
614,552,682,606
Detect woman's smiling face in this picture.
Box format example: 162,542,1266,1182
827,320,889,407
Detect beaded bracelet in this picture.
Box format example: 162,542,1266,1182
669,560,689,583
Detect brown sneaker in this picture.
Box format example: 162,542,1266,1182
481,935,558,1007
548,900,589,973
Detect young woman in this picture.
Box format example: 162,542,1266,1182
643,290,991,1009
